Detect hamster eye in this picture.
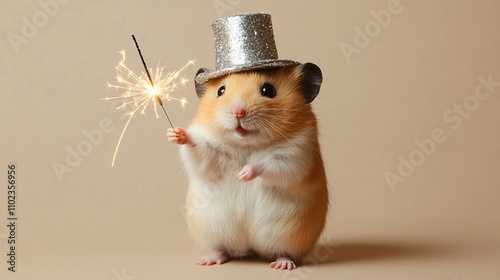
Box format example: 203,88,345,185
217,85,225,97
261,83,276,98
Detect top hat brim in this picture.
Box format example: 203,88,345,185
194,59,300,85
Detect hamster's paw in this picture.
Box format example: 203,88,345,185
238,164,262,182
167,127,191,145
270,257,296,270
196,253,230,266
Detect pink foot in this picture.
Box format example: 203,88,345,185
196,252,230,266
167,127,193,146
238,164,262,182
270,257,296,270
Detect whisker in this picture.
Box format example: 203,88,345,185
256,118,298,150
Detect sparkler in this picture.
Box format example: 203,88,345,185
105,35,195,166
132,35,176,129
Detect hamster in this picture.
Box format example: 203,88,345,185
167,63,328,270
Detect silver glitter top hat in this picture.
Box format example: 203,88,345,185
195,13,300,84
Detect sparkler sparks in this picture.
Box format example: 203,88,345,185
105,36,195,166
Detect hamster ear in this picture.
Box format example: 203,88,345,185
194,68,209,98
296,63,323,103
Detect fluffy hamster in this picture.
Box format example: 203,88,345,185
167,63,328,270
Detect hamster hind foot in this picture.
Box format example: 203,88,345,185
196,251,230,266
270,256,296,270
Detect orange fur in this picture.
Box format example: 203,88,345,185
194,66,318,146
179,64,328,265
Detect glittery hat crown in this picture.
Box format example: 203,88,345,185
195,13,300,84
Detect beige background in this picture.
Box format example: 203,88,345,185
1,0,500,279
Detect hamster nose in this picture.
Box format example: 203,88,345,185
231,107,246,119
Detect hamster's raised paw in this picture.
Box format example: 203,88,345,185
167,127,192,146
237,164,262,182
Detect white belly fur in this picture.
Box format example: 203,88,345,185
180,125,327,260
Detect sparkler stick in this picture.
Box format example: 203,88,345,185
105,37,194,166
132,34,175,130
